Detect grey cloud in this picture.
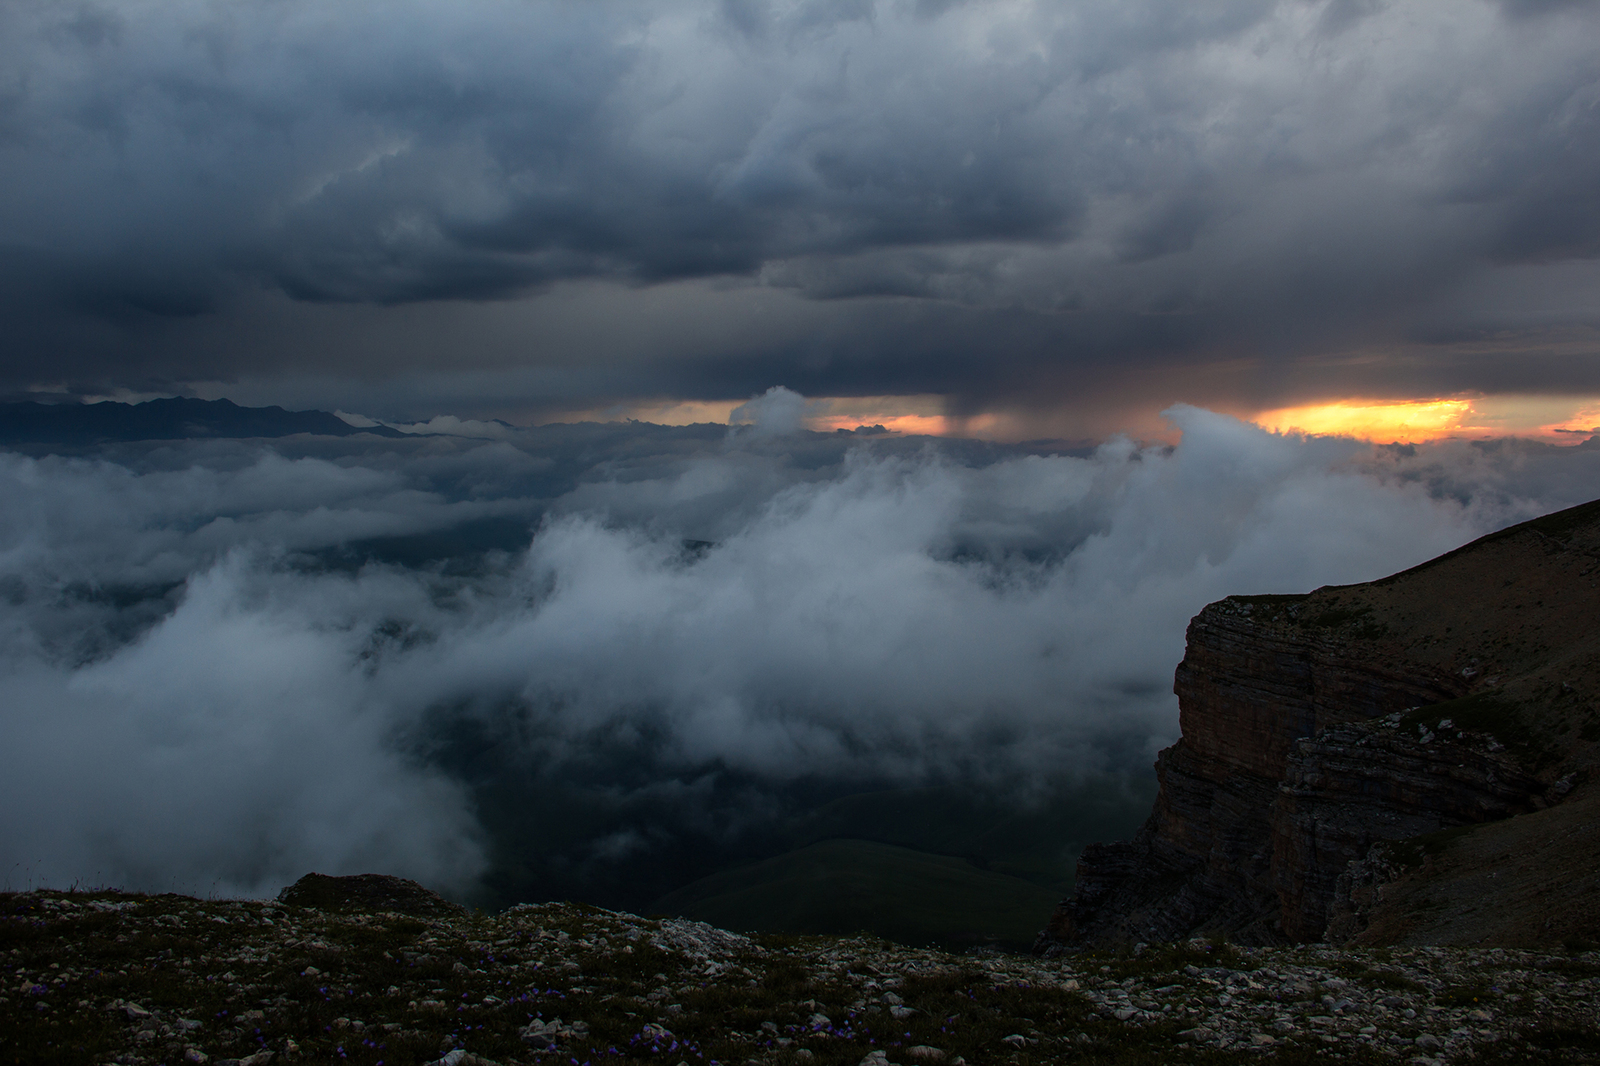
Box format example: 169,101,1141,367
3,1,1600,419
0,557,488,898
728,385,807,435
1497,0,1593,19
1316,0,1386,37
5,411,1600,900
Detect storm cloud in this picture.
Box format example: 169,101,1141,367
2,0,1598,415
4,409,1600,900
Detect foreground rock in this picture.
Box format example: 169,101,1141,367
1044,497,1600,949
5,887,1600,1064
276,873,465,918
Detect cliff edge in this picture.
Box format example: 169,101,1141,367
1042,497,1600,950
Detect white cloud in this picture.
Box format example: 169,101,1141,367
728,386,809,436
0,555,484,897
3,407,1599,896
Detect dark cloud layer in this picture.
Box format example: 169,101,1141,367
2,0,1598,414
4,411,1600,901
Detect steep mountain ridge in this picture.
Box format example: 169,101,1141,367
1042,497,1600,949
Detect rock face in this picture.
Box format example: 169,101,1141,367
1042,497,1600,949
1271,716,1547,941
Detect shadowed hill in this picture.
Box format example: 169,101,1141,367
648,839,1062,951
0,397,405,445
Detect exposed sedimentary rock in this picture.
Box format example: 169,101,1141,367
1272,716,1547,941
1041,497,1600,950
1327,781,1599,946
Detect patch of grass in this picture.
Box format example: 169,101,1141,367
1367,969,1427,992
1081,939,1258,981
1438,979,1495,1008
1524,498,1600,543
1542,957,1600,978
1520,1021,1600,1053
1400,693,1563,772
1298,604,1389,640
1324,957,1425,991
1376,823,1482,872
1403,693,1520,736
1256,1048,1395,1066
760,959,814,995
784,777,1154,890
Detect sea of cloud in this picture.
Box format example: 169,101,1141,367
2,405,1599,900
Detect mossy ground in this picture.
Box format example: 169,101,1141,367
5,890,1600,1066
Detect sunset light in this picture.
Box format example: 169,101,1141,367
561,394,973,437
1252,399,1476,441
1252,396,1600,444
559,393,1600,444
804,395,961,436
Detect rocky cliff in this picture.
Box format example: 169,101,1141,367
1042,497,1600,949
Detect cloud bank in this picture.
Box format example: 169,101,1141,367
4,408,1600,900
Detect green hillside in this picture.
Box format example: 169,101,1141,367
648,838,1063,950
785,777,1157,889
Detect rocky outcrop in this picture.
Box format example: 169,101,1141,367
277,871,465,916
1272,716,1548,941
1326,779,1598,947
1041,497,1600,950
1042,603,1464,948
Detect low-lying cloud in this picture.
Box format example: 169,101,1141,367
3,408,1600,901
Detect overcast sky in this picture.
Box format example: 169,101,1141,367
3,0,1600,432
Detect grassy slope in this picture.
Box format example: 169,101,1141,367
648,838,1063,950
785,778,1156,888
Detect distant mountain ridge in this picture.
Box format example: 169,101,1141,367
0,397,405,445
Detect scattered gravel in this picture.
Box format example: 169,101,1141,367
4,889,1598,1065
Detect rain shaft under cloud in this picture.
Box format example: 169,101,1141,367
4,407,1600,902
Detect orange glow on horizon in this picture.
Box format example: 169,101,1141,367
556,399,743,425
808,413,950,435
1252,399,1477,442
1252,396,1600,443
544,393,1600,444
1544,403,1600,439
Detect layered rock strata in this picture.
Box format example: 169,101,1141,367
1042,497,1600,949
1326,782,1600,946
1272,716,1547,941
